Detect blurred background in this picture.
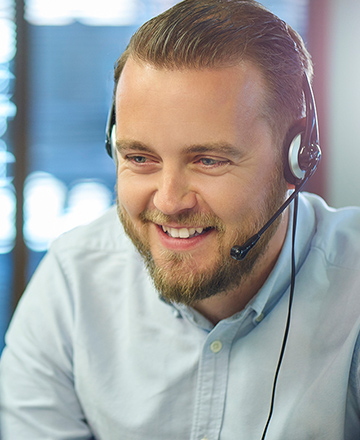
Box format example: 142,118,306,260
0,0,359,353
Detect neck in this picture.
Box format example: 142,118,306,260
193,209,289,325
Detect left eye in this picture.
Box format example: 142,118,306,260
198,158,227,167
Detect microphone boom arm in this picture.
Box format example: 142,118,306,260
230,174,310,261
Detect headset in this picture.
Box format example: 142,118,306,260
104,71,321,439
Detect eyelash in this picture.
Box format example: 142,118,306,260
197,157,229,167
128,155,150,164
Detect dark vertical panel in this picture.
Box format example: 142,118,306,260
13,0,29,309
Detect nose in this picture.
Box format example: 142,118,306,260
152,167,197,216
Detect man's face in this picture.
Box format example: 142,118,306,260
115,58,288,306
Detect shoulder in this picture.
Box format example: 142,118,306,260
42,205,143,283
50,205,134,256
15,205,152,331
301,192,360,269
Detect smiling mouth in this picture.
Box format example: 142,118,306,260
161,225,213,239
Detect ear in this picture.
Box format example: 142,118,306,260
287,182,295,190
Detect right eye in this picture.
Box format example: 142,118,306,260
128,155,148,164
123,154,160,174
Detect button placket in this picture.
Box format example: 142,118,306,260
190,321,242,440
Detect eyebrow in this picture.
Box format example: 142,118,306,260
183,143,242,159
116,139,243,159
116,139,151,154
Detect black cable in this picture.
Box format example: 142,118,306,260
260,193,299,440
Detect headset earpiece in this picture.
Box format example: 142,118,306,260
283,122,321,186
283,73,321,186
105,100,116,158
283,120,306,185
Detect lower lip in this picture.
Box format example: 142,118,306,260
155,225,214,251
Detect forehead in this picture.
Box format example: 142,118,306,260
115,57,268,112
114,58,274,153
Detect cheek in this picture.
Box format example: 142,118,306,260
218,160,283,227
116,175,151,220
203,180,255,228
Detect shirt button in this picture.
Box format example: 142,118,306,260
210,340,222,353
172,309,181,318
255,312,264,323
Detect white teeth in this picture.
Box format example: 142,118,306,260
161,225,205,238
179,228,190,238
169,228,180,238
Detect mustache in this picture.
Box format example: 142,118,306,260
139,209,226,233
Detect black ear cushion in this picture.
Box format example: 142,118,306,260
283,120,306,185
105,101,116,158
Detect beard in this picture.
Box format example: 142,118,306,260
117,171,287,307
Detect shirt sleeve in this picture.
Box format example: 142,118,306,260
0,245,94,440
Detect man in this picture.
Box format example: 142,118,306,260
1,1,360,439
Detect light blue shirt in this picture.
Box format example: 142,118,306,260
1,192,360,440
